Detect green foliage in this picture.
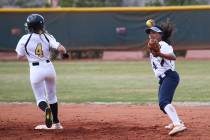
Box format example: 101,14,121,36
0,0,50,8
59,0,74,7
145,0,163,6
59,0,122,7
165,0,207,6
0,61,209,103
145,0,207,6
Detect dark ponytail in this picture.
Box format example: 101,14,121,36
160,19,175,45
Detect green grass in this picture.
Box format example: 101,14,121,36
0,60,209,103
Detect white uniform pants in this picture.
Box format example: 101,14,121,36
29,61,57,106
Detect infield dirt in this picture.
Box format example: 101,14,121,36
0,104,210,140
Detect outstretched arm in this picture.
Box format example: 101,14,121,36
57,44,66,54
57,44,69,59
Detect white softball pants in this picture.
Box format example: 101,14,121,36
29,61,57,106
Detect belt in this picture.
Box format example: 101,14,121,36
158,69,172,81
32,60,50,66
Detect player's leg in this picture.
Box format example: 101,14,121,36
158,71,186,135
38,101,48,111
45,76,62,126
45,78,63,129
31,80,53,128
159,78,180,125
31,81,48,110
30,67,48,111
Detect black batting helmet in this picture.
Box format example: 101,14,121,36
25,14,45,33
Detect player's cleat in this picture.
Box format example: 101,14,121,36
165,123,174,129
52,123,63,129
45,107,52,128
35,124,49,129
34,123,63,130
165,121,184,129
168,123,186,136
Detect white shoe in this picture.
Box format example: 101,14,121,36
169,123,186,135
165,123,174,129
165,121,184,130
34,123,63,130
35,124,49,129
52,123,63,129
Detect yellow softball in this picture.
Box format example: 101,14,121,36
146,19,155,27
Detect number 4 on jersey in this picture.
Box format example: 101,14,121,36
35,43,43,57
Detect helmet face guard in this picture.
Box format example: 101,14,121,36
25,14,45,33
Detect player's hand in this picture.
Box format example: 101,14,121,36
151,51,161,57
62,53,69,59
147,39,160,57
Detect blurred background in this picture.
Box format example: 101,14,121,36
0,0,210,60
1,0,210,8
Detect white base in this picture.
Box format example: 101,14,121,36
34,124,63,130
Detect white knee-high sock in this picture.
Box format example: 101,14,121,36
164,104,181,126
